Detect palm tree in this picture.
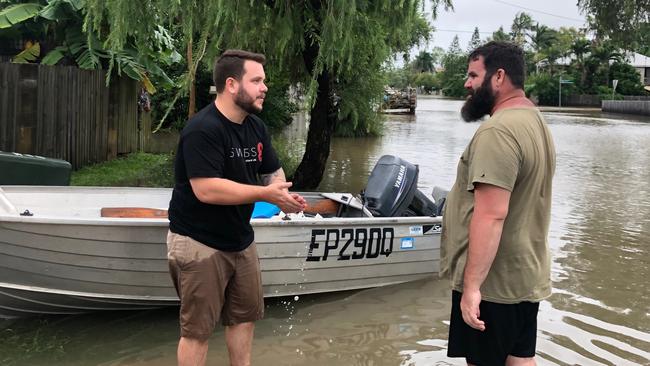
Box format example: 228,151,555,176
527,24,559,73
412,51,435,73
590,40,624,88
571,38,591,87
528,24,558,53
510,12,533,46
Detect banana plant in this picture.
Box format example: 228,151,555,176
2,0,175,94
0,3,42,29
11,40,39,62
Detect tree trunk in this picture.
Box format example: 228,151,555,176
291,0,336,190
187,39,196,118
292,70,335,189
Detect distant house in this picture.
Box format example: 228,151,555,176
628,52,650,86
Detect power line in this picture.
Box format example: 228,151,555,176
490,0,585,23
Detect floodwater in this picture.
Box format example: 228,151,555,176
1,97,649,365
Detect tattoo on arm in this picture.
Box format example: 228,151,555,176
261,168,286,186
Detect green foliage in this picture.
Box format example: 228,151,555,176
149,60,297,132
466,27,482,52
40,46,65,64
412,50,436,73
440,52,467,98
334,69,385,137
595,85,625,100
528,24,557,53
258,75,299,131
510,12,533,46
84,0,448,139
385,67,414,89
0,3,42,28
609,62,645,95
447,35,462,54
526,73,554,105
414,72,440,93
83,0,451,187
11,41,39,62
71,152,175,187
39,0,83,20
1,0,171,91
271,134,302,179
637,23,650,55
526,73,578,106
149,61,212,131
578,0,649,52
490,26,511,42
580,56,608,93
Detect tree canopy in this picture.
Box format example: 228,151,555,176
84,0,453,188
467,27,481,52
0,0,173,90
578,0,649,53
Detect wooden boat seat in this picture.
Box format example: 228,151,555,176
101,207,168,218
101,197,341,219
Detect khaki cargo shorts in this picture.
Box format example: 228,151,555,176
167,231,264,341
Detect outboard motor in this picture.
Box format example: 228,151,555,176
363,155,438,217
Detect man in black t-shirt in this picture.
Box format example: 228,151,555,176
167,49,307,366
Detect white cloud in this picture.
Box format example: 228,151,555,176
425,0,588,51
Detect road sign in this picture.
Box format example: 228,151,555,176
558,76,573,108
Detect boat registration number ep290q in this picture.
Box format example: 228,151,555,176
306,227,394,261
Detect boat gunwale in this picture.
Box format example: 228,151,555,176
0,214,441,226
0,186,442,226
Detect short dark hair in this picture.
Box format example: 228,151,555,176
213,49,266,93
468,41,525,89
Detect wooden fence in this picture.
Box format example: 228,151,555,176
566,94,602,107
0,63,141,169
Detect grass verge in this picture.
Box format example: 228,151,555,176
71,152,174,187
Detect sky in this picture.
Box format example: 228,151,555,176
422,0,588,52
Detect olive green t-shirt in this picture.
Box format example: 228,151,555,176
440,107,556,304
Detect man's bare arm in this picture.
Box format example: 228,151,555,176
260,167,286,186
190,167,306,213
461,183,510,331
190,177,273,205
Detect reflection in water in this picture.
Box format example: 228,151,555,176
1,98,649,365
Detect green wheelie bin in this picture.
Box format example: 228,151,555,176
0,151,71,185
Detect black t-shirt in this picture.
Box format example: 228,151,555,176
168,102,281,251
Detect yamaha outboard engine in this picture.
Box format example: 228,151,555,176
363,155,437,217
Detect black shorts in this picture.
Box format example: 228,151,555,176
447,290,540,365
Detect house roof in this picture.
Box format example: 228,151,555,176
628,52,650,68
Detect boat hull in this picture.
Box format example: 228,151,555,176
0,186,441,317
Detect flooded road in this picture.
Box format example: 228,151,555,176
1,98,649,365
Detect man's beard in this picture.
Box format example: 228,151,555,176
234,87,263,114
461,76,496,122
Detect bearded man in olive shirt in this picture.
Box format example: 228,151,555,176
440,41,556,365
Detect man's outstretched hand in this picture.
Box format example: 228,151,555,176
265,182,307,213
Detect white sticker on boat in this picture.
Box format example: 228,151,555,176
401,237,414,249
409,225,423,236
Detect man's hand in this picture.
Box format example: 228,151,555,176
264,182,306,213
460,289,486,331
290,192,308,212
